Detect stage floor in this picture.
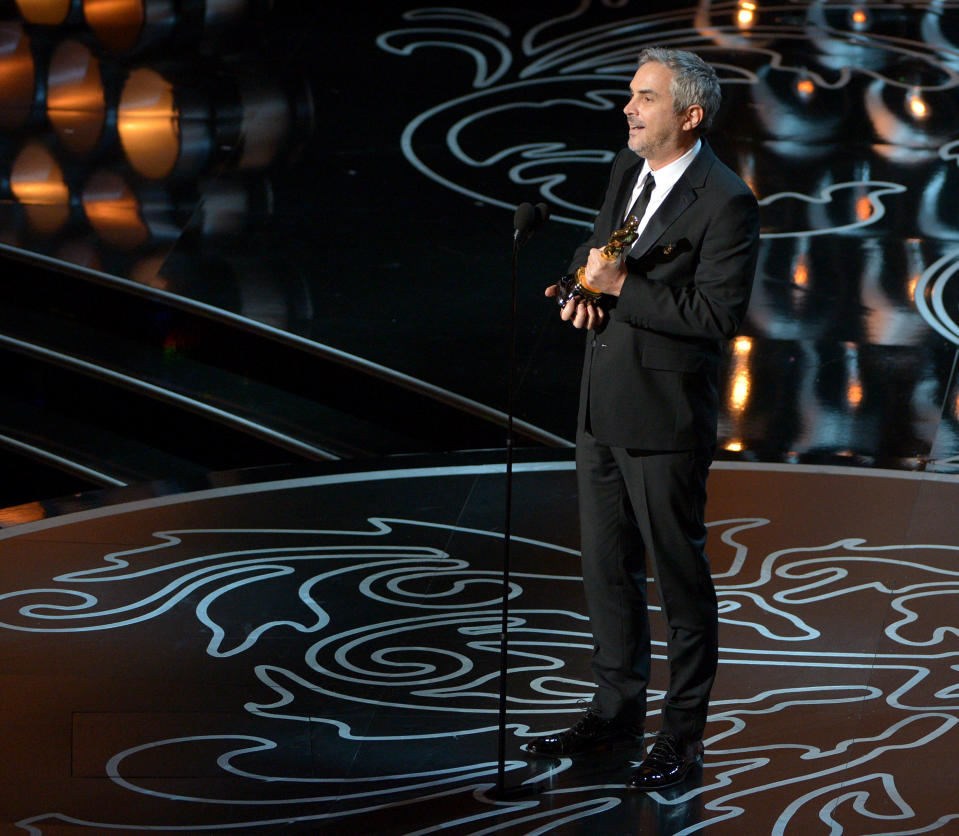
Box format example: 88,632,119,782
2,454,958,835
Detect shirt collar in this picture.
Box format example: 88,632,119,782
639,137,702,191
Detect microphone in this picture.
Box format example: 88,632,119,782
513,201,549,246
513,202,535,240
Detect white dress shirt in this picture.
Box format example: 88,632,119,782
624,138,702,236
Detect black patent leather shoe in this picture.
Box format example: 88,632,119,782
626,732,703,790
525,709,644,757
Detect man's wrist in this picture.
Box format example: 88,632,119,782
607,265,627,297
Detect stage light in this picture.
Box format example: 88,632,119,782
730,372,751,412
14,0,75,25
789,252,811,315
116,66,197,179
116,64,301,180
792,254,809,287
82,0,252,53
727,337,753,415
46,40,109,157
82,0,174,53
81,168,160,249
10,141,71,235
850,8,870,29
751,64,842,146
736,1,756,28
0,22,37,130
725,440,744,452
846,381,863,409
865,79,952,152
907,90,928,120
844,343,863,410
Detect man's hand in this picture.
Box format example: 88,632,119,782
584,248,627,296
545,285,606,330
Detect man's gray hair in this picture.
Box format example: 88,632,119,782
637,47,721,135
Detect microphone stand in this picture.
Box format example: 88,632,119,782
489,205,547,800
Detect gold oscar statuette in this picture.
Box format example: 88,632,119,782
555,215,640,308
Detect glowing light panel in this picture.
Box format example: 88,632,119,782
15,0,71,24
47,40,107,156
82,170,150,249
117,67,179,179
82,0,146,52
10,141,71,234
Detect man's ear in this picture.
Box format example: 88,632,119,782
683,104,704,132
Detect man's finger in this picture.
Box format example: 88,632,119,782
585,306,600,331
572,301,590,329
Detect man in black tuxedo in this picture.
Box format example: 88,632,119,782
528,48,760,790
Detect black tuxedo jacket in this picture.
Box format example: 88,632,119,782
570,141,760,450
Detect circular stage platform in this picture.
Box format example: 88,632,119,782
2,455,957,834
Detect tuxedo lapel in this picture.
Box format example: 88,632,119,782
630,180,695,257
629,142,716,258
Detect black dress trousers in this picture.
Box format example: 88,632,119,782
575,429,718,740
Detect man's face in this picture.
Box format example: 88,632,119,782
623,61,695,167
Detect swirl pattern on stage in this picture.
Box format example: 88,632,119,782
3,458,959,834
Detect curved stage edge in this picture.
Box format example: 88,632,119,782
1,454,958,835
